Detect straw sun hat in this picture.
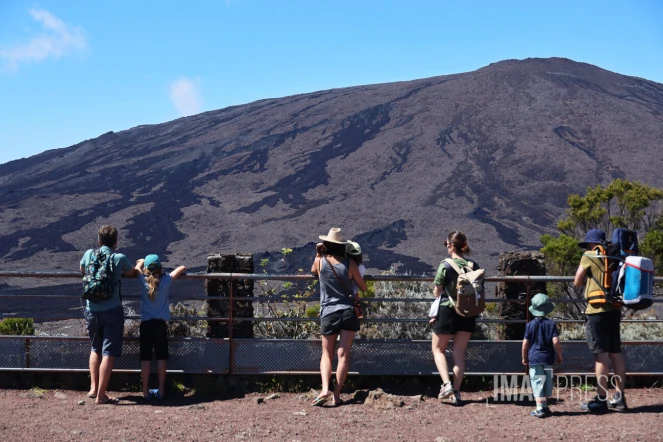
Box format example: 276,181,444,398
318,227,349,244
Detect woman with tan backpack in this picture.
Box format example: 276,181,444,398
430,231,481,406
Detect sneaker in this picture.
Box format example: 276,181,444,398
530,408,551,418
608,394,628,412
438,382,453,399
450,391,464,406
581,396,609,413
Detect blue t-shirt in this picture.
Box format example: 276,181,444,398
524,317,559,365
80,246,133,312
138,273,173,321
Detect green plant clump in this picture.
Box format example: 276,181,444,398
0,318,35,335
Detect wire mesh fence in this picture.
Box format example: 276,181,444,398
0,271,662,375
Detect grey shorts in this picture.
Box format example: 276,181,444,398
85,306,124,357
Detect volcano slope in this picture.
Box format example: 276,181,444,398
1,57,663,280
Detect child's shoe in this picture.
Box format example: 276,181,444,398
531,406,552,418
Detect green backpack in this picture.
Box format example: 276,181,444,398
82,249,117,302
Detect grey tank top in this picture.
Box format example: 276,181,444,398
319,256,354,318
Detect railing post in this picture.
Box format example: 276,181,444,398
25,337,31,369
229,281,234,375
525,282,532,375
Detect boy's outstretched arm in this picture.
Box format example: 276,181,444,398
522,339,529,366
170,266,187,280
553,336,563,364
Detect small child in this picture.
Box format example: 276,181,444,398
346,241,366,316
135,255,186,400
522,293,563,418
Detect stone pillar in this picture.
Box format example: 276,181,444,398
497,252,547,340
206,253,254,338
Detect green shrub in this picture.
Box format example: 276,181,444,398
168,303,207,338
252,263,319,339
0,318,35,335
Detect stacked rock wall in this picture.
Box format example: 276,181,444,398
206,253,254,338
497,251,547,340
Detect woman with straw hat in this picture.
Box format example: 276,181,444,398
310,227,367,407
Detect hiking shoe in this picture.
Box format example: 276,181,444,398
438,382,453,399
450,391,464,406
581,396,609,413
608,394,628,412
530,408,551,418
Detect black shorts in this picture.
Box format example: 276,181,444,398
140,319,169,361
432,305,477,335
586,310,621,354
321,309,360,335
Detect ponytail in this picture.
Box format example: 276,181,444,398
448,231,471,256
143,267,162,302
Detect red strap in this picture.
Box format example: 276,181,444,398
624,262,655,273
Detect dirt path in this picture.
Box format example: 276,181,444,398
1,388,662,441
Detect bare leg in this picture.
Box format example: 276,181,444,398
141,361,150,398
95,355,115,403
432,333,452,384
594,353,611,398
318,334,337,399
157,360,167,398
609,353,626,395
89,352,101,397
333,330,356,403
451,331,471,392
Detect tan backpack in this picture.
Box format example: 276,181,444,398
444,258,486,317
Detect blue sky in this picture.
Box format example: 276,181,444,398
1,0,661,166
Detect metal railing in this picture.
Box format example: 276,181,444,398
1,271,662,375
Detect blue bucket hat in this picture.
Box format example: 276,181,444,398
144,254,162,271
578,228,606,248
529,293,555,317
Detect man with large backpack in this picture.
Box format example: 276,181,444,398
574,228,628,413
79,225,136,404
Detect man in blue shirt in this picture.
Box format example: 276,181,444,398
79,225,136,404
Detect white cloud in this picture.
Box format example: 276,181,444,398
169,76,203,117
0,8,87,71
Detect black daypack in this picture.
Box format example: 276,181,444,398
82,249,117,302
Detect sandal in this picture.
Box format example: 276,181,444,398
330,398,344,407
87,393,97,399
96,396,120,405
311,394,330,407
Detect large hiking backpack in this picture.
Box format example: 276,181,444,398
82,249,117,302
585,243,616,306
443,259,486,317
610,229,654,311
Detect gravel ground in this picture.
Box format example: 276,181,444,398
1,388,663,441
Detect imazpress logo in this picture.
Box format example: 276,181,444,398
492,375,622,402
